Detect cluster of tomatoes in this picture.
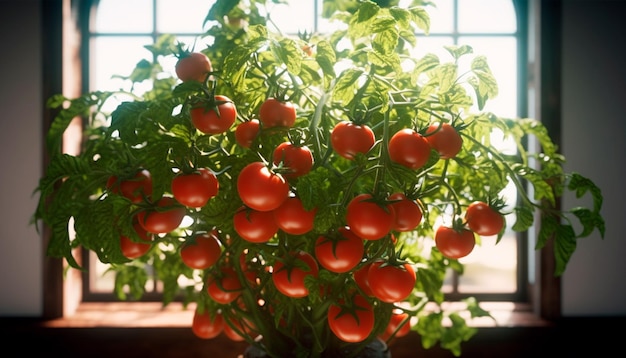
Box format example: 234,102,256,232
108,50,506,346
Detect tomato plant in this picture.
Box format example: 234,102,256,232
330,121,375,160
180,232,222,270
388,193,423,232
353,262,374,297
237,162,290,212
206,266,243,304
367,261,416,303
388,129,432,170
425,122,463,160
233,206,279,243
119,221,153,259
191,308,224,339
273,195,316,235
172,168,219,208
258,97,297,128
346,194,396,240
108,169,153,204
272,250,319,298
465,201,505,236
175,51,212,83
435,226,476,259
327,293,375,343
235,119,260,148
272,142,314,179
136,196,186,234
315,227,364,273
190,95,237,135
379,309,411,342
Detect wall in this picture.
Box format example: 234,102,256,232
0,0,43,316
0,0,624,319
560,0,626,316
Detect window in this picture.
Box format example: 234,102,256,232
78,0,530,303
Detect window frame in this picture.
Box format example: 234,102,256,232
42,0,561,320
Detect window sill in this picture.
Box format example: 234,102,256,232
41,301,551,328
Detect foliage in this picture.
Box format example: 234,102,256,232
33,0,604,357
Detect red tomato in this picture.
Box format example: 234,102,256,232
315,227,364,273
258,98,297,128
327,294,375,343
190,95,237,135
272,142,314,179
108,169,153,203
180,232,222,270
119,221,153,259
388,193,423,232
367,260,416,303
435,226,476,259
171,168,219,208
273,196,316,235
191,308,224,339
175,52,212,82
136,196,186,234
237,162,290,212
272,251,319,298
388,128,431,170
330,121,375,160
233,206,279,243
379,309,411,341
206,266,242,304
235,119,261,148
353,262,374,297
425,122,463,159
346,193,396,240
465,201,505,236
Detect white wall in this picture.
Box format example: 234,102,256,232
0,0,624,318
561,0,626,316
0,0,43,316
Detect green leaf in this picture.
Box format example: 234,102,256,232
444,44,473,61
315,40,337,79
571,207,605,239
553,223,577,276
512,203,534,233
416,312,443,349
410,7,431,35
568,172,604,214
332,68,363,106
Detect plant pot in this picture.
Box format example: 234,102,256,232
243,337,391,358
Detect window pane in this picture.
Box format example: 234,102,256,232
268,0,316,34
93,0,154,33
427,0,454,34
91,36,153,113
157,0,214,33
458,36,518,117
458,0,516,33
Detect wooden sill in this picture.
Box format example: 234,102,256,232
42,301,551,328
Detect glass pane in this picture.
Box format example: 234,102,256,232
90,252,115,292
94,0,153,33
91,36,153,113
426,0,454,34
458,235,518,292
410,36,454,62
458,0,516,33
458,36,518,117
268,0,316,34
157,0,214,34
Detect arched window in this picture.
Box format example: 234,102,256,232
80,0,531,303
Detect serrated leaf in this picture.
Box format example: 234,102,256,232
553,223,577,276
